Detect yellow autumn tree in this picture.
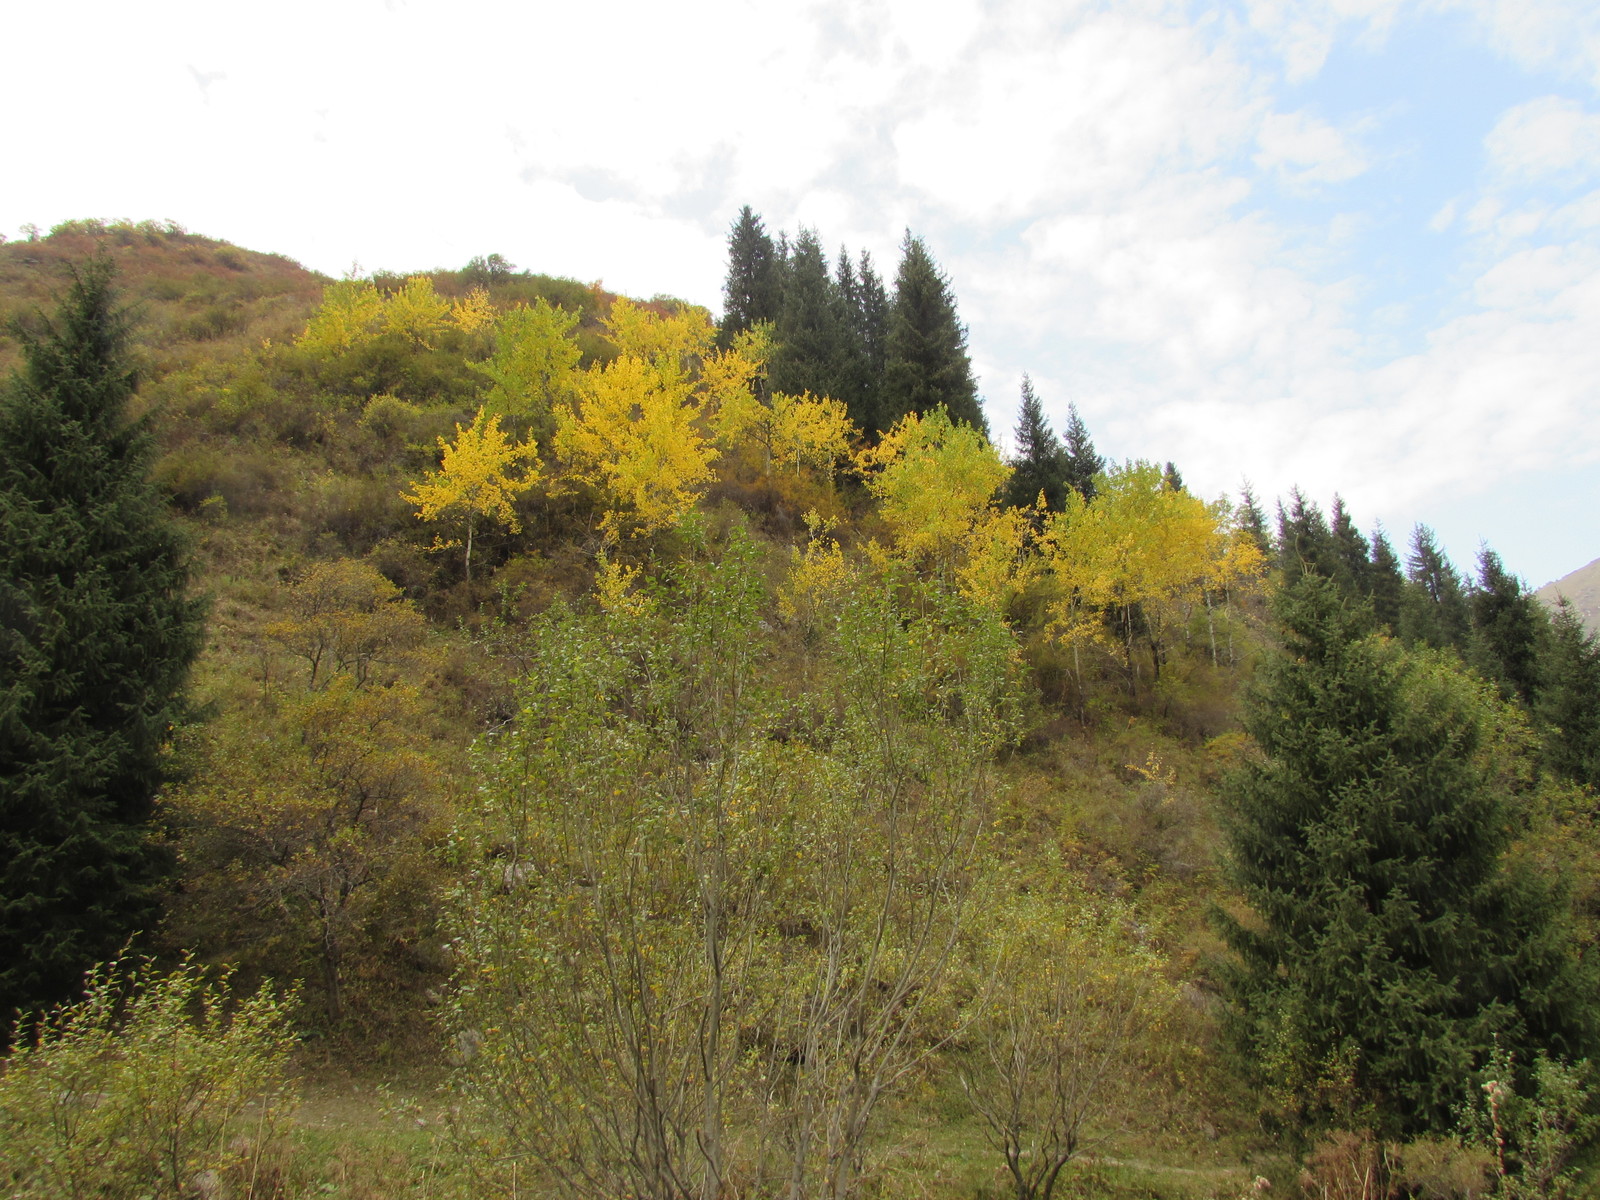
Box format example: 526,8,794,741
471,299,582,439
860,406,1029,607
381,275,453,348
553,298,773,537
451,287,496,335
1041,461,1265,698
298,279,384,356
401,407,538,579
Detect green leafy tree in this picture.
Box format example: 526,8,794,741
1002,375,1069,513
881,231,985,433
0,259,204,1024
1216,577,1593,1136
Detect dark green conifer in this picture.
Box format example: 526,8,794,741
1536,600,1600,789
1369,526,1405,634
719,206,780,347
1276,489,1336,586
0,259,204,1023
1001,375,1068,512
1061,403,1104,502
881,232,985,433
769,229,845,404
1469,548,1544,704
1161,461,1184,493
1217,577,1593,1136
1238,483,1272,558
831,247,876,437
1328,496,1371,599
1400,525,1471,651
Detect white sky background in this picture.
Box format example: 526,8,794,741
3,0,1597,587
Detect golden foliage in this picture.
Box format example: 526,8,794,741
401,407,539,577
451,286,496,334
381,275,453,347
297,279,383,355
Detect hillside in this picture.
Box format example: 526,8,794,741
3,218,1599,1200
1537,555,1600,633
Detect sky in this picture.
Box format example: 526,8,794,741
4,0,1597,588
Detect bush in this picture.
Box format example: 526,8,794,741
0,956,297,1200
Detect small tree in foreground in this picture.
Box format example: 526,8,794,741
401,405,537,580
0,957,296,1200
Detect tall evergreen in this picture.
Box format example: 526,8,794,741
881,231,985,434
719,206,780,347
831,247,877,437
0,258,204,1022
1276,489,1336,586
769,229,846,405
1061,403,1104,502
1328,496,1371,600
1001,375,1069,512
855,250,890,385
1469,548,1544,704
1368,526,1405,634
1238,484,1272,559
1161,461,1185,493
1217,577,1592,1136
1536,600,1600,789
1400,525,1471,651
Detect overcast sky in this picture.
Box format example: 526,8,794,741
5,0,1597,587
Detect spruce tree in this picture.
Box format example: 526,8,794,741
0,258,203,1022
1469,548,1544,704
1238,483,1272,558
1217,577,1592,1136
881,231,985,433
1061,403,1104,501
1369,527,1405,635
1328,496,1372,600
720,205,779,346
1536,600,1600,789
831,247,877,437
1001,375,1069,512
1276,489,1336,586
769,228,846,405
1161,461,1185,493
1400,525,1471,651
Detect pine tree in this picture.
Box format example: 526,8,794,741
1400,525,1471,651
1061,403,1104,502
1276,489,1336,586
1238,483,1272,558
1536,600,1600,789
1469,548,1544,704
881,231,985,433
0,258,204,1023
1217,577,1593,1136
1161,461,1184,493
831,247,876,437
1369,526,1405,635
1001,375,1068,512
1328,495,1371,600
719,206,779,347
769,229,846,404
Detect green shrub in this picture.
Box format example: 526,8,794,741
0,956,297,1200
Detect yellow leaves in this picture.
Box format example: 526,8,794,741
780,510,853,625
297,279,383,355
451,287,496,334
401,407,539,577
382,275,453,347
862,407,1010,564
555,355,717,536
605,296,715,368
594,552,655,620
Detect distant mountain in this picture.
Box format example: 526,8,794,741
1537,558,1600,634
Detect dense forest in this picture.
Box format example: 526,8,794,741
2,215,1600,1200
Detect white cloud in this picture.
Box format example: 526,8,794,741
1255,110,1370,187
1484,96,1600,184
